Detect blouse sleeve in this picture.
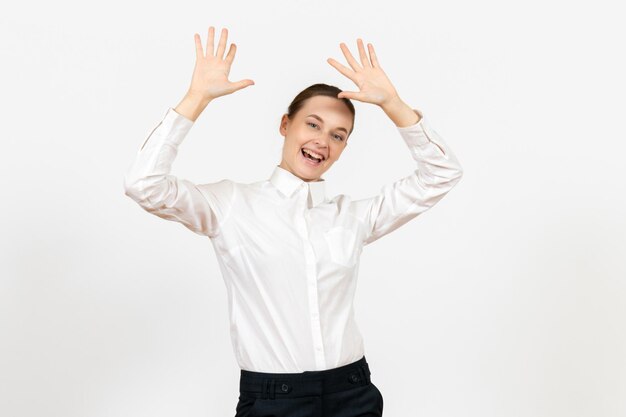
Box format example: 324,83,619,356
353,108,464,246
123,108,234,238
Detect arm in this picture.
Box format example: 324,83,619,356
355,105,463,246
327,38,463,245
123,103,234,238
123,25,254,237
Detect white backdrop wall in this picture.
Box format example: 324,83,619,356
1,0,624,416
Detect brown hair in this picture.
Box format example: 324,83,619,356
286,83,356,137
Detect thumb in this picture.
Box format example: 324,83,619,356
232,79,255,92
337,91,358,100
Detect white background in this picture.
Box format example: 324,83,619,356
1,0,625,416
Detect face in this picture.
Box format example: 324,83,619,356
278,95,353,182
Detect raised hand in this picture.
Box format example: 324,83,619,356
327,39,400,107
187,26,255,102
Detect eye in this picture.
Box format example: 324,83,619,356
308,121,344,141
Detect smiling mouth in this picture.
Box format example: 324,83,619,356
300,148,324,167
300,147,324,166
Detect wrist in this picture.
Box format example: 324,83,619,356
175,91,212,122
185,90,213,106
380,94,403,111
381,95,421,127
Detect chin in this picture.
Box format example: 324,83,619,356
295,168,320,181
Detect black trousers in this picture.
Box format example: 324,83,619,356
234,356,383,417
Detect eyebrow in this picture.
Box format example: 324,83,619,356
306,114,349,135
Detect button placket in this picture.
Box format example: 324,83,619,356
298,185,325,368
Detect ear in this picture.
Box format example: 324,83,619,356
279,114,290,137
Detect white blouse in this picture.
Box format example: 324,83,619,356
123,106,463,373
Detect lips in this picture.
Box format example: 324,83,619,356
300,147,323,166
301,147,326,160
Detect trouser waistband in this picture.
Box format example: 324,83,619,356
239,356,372,399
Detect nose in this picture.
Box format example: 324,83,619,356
312,133,329,147
312,139,329,155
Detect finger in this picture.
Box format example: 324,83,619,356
339,42,362,71
194,33,204,59
327,58,356,81
357,38,371,68
231,79,255,92
337,90,359,100
224,43,236,66
206,26,215,57
367,43,380,68
216,27,228,60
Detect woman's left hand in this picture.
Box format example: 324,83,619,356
327,39,400,107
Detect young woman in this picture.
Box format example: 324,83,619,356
124,26,463,417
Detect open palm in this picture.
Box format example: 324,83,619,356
187,26,255,101
327,39,399,107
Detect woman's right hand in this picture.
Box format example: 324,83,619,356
187,26,254,102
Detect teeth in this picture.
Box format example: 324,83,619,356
303,148,324,160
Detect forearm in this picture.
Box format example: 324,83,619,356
381,95,422,128
174,91,213,122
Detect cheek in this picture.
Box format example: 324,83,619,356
331,144,345,157
283,137,302,153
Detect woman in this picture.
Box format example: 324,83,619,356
124,26,463,417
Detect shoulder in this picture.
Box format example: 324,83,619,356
198,178,273,199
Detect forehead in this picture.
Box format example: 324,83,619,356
298,96,352,127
